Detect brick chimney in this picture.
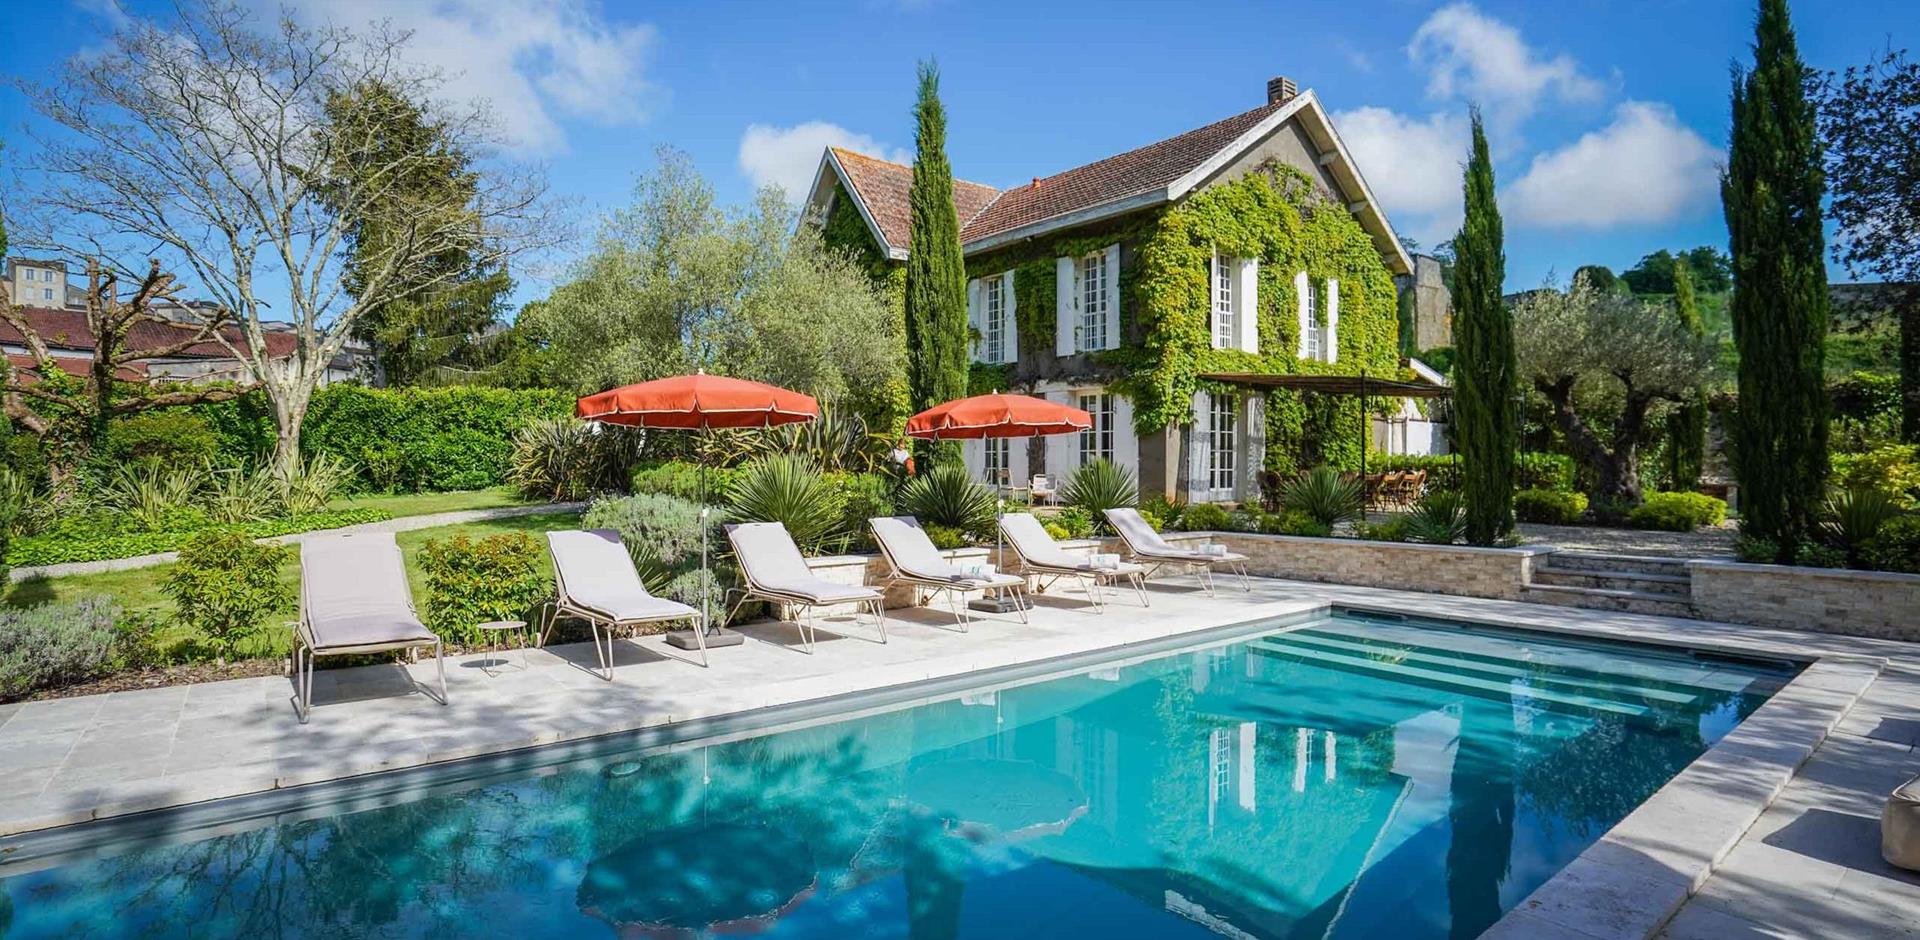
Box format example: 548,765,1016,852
1266,76,1298,105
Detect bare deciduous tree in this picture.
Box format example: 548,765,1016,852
19,1,551,469
1,257,241,476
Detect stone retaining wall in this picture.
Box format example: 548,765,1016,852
802,546,994,617
1180,531,1548,600
1689,560,1920,641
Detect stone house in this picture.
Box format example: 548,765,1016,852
805,77,1443,504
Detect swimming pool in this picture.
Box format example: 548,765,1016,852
0,608,1795,939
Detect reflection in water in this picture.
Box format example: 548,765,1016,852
0,614,1784,939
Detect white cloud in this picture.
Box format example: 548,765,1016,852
1334,106,1468,245
1504,102,1722,229
276,0,663,154
738,122,909,202
1409,3,1604,122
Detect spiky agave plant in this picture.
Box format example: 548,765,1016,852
1405,490,1469,545
899,463,997,537
1822,485,1901,565
1061,458,1137,533
1278,466,1364,528
726,454,847,553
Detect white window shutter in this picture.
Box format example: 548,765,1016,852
1294,271,1312,358
967,277,984,362
1056,257,1076,356
1237,258,1260,354
1325,278,1340,364
1242,395,1266,503
1209,252,1223,350
1103,244,1121,350
1112,392,1137,478
1009,437,1029,484
962,438,984,480
1188,391,1210,503
1046,389,1075,479
1001,270,1019,364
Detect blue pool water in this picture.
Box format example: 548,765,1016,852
0,610,1794,939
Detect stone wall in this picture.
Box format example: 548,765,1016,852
1689,560,1920,641
1171,531,1546,600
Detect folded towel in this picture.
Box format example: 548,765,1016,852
961,562,998,579
1200,544,1229,557
1090,553,1121,570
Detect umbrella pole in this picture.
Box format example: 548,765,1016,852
666,453,745,651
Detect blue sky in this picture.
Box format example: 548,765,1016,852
4,0,1914,308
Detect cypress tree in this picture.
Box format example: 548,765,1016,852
1452,110,1517,545
1722,0,1828,559
903,60,969,458
1665,260,1709,490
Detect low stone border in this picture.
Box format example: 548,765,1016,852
8,502,586,582
1690,559,1920,642
1171,529,1550,600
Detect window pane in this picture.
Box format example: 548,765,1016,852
984,276,1004,363
1213,257,1235,348
1079,253,1107,351
1078,392,1113,466
1208,396,1237,497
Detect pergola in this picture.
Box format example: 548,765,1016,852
1198,369,1452,479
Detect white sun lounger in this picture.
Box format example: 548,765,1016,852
293,532,445,722
870,516,1029,631
1105,507,1250,595
724,522,887,652
542,529,706,677
997,512,1147,611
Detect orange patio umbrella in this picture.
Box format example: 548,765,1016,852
576,372,820,653
904,392,1091,614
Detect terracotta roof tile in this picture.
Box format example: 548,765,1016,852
830,147,1000,253
0,306,300,363
960,101,1287,244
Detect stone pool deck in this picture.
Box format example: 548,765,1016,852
1,575,1916,938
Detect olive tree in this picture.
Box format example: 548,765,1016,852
1515,275,1716,508
19,2,549,470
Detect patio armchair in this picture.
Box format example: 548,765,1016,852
1104,507,1250,596
543,529,706,678
870,516,1029,631
293,532,446,723
1030,475,1057,506
724,522,887,652
997,512,1146,612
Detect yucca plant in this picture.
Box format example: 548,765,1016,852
1062,459,1137,533
899,463,997,537
1823,485,1901,566
1405,491,1469,545
272,453,355,516
1279,466,1364,528
98,463,208,531
727,454,847,553
509,417,634,501
205,467,280,523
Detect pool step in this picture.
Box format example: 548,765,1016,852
1523,551,1696,618
1248,639,1649,716
1277,631,1700,704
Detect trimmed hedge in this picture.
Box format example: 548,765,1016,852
7,508,393,567
1628,491,1728,531
185,386,573,493
1514,489,1589,525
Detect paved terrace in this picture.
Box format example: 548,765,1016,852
0,575,1915,939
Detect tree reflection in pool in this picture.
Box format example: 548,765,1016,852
0,611,1791,939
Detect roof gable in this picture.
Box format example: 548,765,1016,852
806,89,1413,277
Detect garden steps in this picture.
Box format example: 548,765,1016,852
1523,551,1697,617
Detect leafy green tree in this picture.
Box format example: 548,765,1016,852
1814,49,1920,442
322,81,515,387
1452,110,1517,544
1571,265,1620,294
1516,275,1715,507
1682,246,1735,293
1665,260,1710,489
903,61,969,460
528,149,901,413
1621,247,1734,294
1722,0,1830,559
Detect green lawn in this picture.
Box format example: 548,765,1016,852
327,485,538,517
4,510,584,661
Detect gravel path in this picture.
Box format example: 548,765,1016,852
9,502,586,582
1515,521,1739,559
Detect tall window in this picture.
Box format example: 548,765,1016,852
1212,254,1236,349
1078,251,1108,351
983,275,1007,363
983,437,1010,486
1303,279,1323,361
1078,392,1113,465
1207,395,1237,499
22,269,35,282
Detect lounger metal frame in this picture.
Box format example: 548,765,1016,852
1107,510,1252,597
723,525,889,653
539,544,708,678
872,526,1030,632
998,524,1148,612
292,548,446,724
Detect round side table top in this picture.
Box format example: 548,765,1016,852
476,620,528,632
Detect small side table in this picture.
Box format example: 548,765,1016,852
476,620,530,676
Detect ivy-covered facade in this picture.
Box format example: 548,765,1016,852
807,82,1425,503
